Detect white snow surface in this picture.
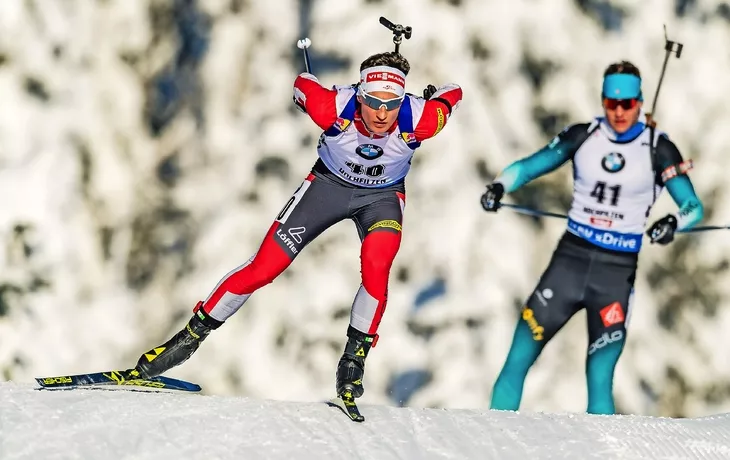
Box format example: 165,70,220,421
1,382,729,460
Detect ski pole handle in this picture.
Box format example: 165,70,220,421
296,38,312,73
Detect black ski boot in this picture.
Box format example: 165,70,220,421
336,325,377,399
125,305,222,380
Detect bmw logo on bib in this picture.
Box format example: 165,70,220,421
356,144,384,160
601,152,625,173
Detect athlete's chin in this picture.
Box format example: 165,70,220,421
370,123,391,134
611,122,630,133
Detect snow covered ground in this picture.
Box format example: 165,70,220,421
2,381,729,460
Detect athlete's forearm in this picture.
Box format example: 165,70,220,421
412,84,463,141
293,73,338,130
665,175,704,230
495,144,571,193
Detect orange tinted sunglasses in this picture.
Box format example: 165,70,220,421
603,98,639,110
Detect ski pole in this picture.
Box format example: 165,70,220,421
499,203,568,220
499,203,728,234
678,225,730,233
296,37,312,73
645,25,683,128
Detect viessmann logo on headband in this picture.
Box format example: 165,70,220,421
365,72,406,86
360,66,406,97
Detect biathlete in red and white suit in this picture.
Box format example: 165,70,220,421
124,51,463,401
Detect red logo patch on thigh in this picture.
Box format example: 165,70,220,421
600,302,625,327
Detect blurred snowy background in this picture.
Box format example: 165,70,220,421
1,0,730,418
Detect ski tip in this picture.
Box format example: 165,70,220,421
35,375,76,388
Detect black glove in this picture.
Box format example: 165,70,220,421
481,183,505,212
423,84,437,100
646,214,678,245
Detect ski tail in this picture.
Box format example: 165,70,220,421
35,371,201,392
328,390,365,422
